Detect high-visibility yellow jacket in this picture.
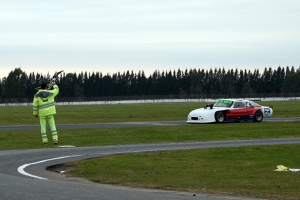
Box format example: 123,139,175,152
33,85,59,117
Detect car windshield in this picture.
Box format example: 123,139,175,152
214,100,233,108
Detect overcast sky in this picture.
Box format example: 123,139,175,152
1,0,299,79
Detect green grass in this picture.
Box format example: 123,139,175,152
1,102,193,125
0,100,299,125
1,100,300,199
66,145,300,200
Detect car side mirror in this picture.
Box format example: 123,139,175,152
205,104,214,109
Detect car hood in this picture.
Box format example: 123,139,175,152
187,107,228,123
189,107,228,114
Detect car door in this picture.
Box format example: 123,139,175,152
244,101,256,115
227,101,248,118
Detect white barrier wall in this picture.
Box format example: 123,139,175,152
0,97,299,107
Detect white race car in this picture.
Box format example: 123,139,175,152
187,99,273,123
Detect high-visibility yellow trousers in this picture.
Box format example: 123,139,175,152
39,115,58,143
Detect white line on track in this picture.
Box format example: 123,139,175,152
17,149,167,180
17,155,82,180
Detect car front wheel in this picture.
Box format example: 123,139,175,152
253,110,263,122
215,111,225,123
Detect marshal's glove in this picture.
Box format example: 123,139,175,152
51,78,56,84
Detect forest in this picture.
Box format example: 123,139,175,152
0,66,300,103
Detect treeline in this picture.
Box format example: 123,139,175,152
0,66,300,101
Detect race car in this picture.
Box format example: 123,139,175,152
187,99,273,123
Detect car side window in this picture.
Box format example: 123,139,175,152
233,102,245,108
246,102,253,108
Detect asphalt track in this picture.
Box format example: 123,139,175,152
1,118,300,200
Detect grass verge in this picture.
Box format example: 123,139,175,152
65,144,300,200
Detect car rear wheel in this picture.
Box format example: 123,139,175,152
215,111,225,123
253,110,263,122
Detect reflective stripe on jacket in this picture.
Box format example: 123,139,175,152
33,85,59,117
